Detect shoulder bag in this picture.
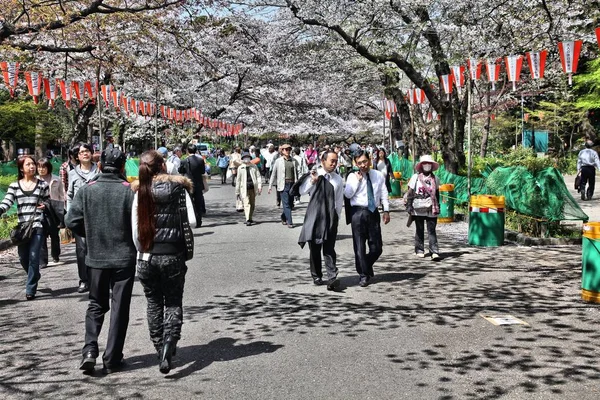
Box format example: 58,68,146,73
179,189,194,261
10,189,42,246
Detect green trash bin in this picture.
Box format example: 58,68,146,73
582,222,600,303
468,195,505,247
390,171,402,198
438,184,455,223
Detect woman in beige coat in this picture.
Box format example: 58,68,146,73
236,152,262,225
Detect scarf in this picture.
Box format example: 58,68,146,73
418,173,440,215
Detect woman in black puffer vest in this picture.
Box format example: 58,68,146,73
132,150,195,374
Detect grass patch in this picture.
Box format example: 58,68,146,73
0,215,18,240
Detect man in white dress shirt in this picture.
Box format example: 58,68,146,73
344,150,390,287
298,150,344,291
577,140,600,200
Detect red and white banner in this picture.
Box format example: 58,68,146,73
451,65,465,94
122,96,129,115
100,85,111,107
525,50,547,80
504,55,523,91
439,74,453,100
558,40,582,85
0,62,19,97
71,81,84,104
130,98,137,115
485,58,501,91
596,27,600,48
57,79,72,108
43,78,57,107
84,81,97,100
466,58,481,80
383,99,396,120
111,89,121,110
24,72,42,104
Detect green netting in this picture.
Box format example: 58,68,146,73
483,166,587,222
388,154,487,203
388,153,588,222
125,159,139,178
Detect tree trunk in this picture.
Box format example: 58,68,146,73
35,122,46,159
480,87,491,157
439,102,458,173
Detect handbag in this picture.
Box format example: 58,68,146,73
413,196,433,210
179,189,194,261
575,172,581,192
9,189,42,246
235,195,244,212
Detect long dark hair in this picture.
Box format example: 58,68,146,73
137,150,164,252
17,156,36,180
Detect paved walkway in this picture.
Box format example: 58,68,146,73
0,176,599,399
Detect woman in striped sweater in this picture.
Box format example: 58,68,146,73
0,156,49,300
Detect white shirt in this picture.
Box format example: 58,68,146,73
344,169,389,212
299,167,344,217
577,148,600,171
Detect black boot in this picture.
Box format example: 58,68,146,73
159,337,177,374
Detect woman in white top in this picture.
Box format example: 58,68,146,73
37,158,64,267
406,155,440,260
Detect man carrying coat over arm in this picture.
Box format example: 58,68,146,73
296,149,344,291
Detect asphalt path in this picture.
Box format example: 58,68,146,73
1,176,599,399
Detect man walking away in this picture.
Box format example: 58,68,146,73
297,150,344,291
577,140,600,201
344,150,391,287
179,145,207,227
66,147,136,374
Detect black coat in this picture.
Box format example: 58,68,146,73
297,174,337,248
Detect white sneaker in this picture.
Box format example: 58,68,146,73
416,253,425,258
431,253,440,260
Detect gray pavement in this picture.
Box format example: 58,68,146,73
1,175,600,399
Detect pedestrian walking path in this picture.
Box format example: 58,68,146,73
564,174,600,223
0,177,598,399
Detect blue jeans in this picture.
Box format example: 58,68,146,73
18,230,44,296
280,182,293,225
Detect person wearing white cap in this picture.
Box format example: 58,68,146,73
236,151,262,225
405,155,441,260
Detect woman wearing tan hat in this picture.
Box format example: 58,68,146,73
405,155,441,260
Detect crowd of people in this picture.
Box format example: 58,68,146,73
0,139,443,376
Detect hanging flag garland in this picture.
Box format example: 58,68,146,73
525,50,548,80
558,40,582,85
0,62,20,97
467,58,482,81
439,74,453,100
57,79,72,108
451,65,465,94
485,58,501,91
596,27,600,48
24,72,43,104
504,55,523,91
43,78,57,107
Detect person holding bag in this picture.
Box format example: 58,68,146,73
0,156,49,300
132,150,195,374
37,157,64,267
405,155,441,260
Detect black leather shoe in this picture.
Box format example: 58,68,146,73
26,294,35,300
313,278,324,285
326,279,340,291
102,358,125,374
359,277,370,287
80,352,96,372
77,282,89,293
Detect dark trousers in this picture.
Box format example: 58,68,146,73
414,216,439,255
74,233,88,284
17,230,44,296
192,189,205,225
580,165,596,199
40,227,61,266
83,267,135,367
220,167,227,183
351,208,383,279
280,182,293,224
308,219,339,281
137,255,187,352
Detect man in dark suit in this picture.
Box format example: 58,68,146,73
179,144,206,227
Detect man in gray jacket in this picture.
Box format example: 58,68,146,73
66,147,136,375
67,143,98,293
268,143,299,228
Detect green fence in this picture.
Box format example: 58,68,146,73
388,153,587,222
